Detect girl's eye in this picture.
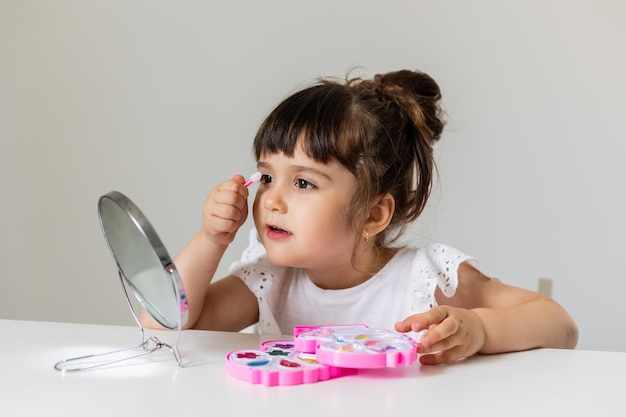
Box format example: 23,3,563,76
260,174,273,184
295,178,316,190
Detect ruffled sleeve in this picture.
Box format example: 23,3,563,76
408,243,478,313
422,243,478,297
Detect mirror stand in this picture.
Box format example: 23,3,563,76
116,264,184,368
54,268,185,373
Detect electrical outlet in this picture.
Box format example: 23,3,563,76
538,277,553,297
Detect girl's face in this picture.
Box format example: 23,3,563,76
252,144,359,283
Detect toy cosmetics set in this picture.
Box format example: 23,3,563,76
226,324,418,386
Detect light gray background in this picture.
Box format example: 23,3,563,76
1,0,624,351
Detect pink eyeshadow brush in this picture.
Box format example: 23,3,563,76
244,172,262,188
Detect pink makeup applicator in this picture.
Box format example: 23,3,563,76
244,172,262,188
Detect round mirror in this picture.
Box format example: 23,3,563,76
98,191,188,329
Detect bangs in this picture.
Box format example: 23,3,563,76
253,84,358,167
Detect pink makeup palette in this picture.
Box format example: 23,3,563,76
226,324,418,386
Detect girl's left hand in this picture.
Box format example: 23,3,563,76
395,306,486,365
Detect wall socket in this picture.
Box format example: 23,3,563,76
538,277,553,297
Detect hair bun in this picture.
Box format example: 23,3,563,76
374,69,445,142
376,70,440,100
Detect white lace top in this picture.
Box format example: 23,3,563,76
229,229,478,337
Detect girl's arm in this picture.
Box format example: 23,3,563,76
173,230,235,329
141,175,258,330
395,262,579,364
140,232,259,331
191,274,259,331
452,262,578,353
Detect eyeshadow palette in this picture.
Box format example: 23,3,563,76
226,324,417,386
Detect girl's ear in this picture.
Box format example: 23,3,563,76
363,193,395,240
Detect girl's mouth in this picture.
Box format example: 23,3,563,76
267,225,292,238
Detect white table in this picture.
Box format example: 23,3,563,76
0,319,622,416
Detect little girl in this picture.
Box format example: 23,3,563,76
164,69,578,365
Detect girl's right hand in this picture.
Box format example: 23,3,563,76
201,175,249,247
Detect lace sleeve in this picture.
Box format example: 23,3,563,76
409,243,478,309
422,243,477,298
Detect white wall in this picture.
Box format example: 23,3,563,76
1,0,624,351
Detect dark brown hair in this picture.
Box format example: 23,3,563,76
253,69,445,246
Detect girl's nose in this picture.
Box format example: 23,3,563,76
263,187,287,213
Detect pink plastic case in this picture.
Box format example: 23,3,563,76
226,324,417,386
